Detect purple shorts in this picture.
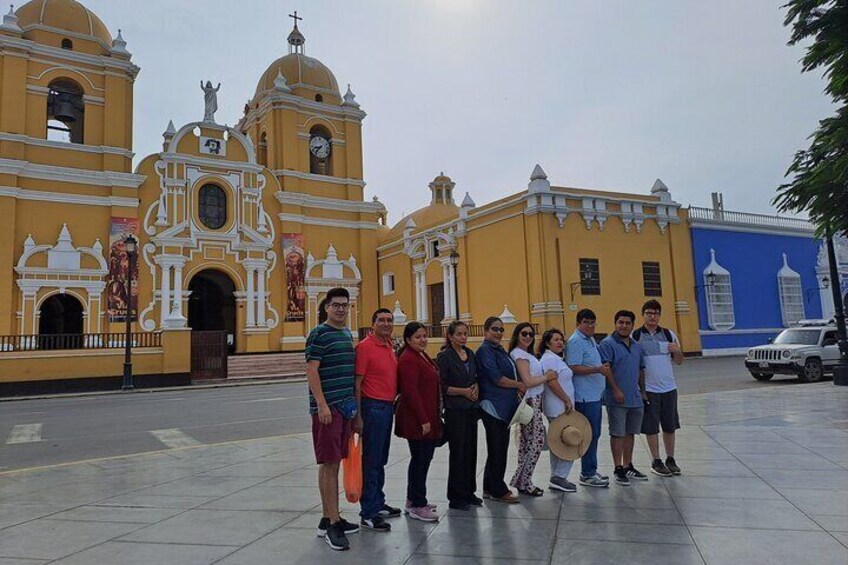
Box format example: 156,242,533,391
311,407,352,464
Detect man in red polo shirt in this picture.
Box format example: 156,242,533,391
354,308,400,532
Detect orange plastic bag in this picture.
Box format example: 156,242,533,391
343,432,362,503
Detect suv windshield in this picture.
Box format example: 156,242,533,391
773,329,820,346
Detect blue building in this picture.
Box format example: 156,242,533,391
688,203,846,355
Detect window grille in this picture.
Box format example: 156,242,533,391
642,262,662,296
579,258,601,295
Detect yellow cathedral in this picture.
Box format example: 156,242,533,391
0,0,700,389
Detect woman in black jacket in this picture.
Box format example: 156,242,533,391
436,320,481,511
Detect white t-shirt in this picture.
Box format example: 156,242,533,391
540,350,574,418
510,348,545,399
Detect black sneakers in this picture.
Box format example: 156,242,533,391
361,516,392,532
625,463,649,481
651,459,673,477
666,457,682,476
317,517,359,537
613,466,630,486
467,495,484,506
378,503,402,518
324,521,350,551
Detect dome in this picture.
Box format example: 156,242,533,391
382,203,460,243
16,0,112,46
254,53,341,104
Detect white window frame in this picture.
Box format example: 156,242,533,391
704,249,735,331
382,272,395,296
778,253,805,327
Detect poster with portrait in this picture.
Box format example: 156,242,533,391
283,233,306,321
107,217,139,322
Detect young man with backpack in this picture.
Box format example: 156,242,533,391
632,300,685,477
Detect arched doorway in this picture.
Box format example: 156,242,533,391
188,270,237,353
38,294,84,349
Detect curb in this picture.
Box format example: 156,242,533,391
0,375,307,402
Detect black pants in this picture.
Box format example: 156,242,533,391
445,407,479,504
407,439,437,508
481,410,510,497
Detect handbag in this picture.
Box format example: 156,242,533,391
509,394,534,427
342,433,363,503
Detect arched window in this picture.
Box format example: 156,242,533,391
309,125,332,176
258,131,268,167
198,184,227,230
47,79,84,144
777,253,805,327
315,94,323,103
61,38,73,50
704,249,735,331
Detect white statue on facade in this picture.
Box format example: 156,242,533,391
201,81,221,123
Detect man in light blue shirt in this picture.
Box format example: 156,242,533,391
566,308,613,488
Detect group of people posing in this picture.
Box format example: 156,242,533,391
306,287,685,551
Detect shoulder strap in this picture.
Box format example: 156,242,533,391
662,327,673,343
632,328,643,341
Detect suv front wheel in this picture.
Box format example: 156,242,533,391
750,372,773,381
798,358,824,383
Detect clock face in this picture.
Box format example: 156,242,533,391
310,136,331,159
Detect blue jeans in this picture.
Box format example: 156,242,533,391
575,400,602,478
359,398,394,519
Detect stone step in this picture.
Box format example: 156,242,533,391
226,352,306,379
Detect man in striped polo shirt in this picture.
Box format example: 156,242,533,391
306,287,358,551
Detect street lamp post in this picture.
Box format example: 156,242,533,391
122,235,137,391
449,250,460,321
825,235,848,386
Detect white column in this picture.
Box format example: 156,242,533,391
246,267,256,327
448,263,458,319
160,264,171,327
172,263,185,321
441,262,451,323
414,270,422,321
257,267,267,328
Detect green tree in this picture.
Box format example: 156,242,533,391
775,0,848,236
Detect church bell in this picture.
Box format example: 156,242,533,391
48,90,83,124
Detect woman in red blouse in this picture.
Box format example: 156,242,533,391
395,321,443,523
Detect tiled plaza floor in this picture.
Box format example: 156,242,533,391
1,384,847,564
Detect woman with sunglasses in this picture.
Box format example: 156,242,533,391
508,322,558,496
476,316,525,504
394,322,442,522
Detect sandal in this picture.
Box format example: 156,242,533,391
518,486,544,497
491,491,520,504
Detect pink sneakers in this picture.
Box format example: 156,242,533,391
407,505,440,522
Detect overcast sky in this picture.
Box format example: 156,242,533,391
85,0,832,224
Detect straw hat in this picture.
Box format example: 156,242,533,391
547,411,593,461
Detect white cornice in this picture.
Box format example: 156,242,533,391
688,219,814,237
0,34,139,77
156,152,264,175
0,132,133,159
0,158,144,188
26,84,106,105
275,191,384,214
0,185,138,207
278,212,380,230
243,90,367,126
272,169,366,188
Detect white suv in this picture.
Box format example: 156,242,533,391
745,320,842,383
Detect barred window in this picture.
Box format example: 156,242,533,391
706,273,735,330
642,262,662,296
198,184,227,230
777,254,804,327
579,258,600,295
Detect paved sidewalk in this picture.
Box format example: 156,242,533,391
1,384,847,564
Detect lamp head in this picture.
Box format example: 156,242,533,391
823,276,830,289
124,235,137,254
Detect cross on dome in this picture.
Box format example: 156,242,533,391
287,10,305,53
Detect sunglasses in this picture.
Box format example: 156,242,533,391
489,327,505,333
520,331,535,338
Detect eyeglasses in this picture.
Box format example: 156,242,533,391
520,331,535,338
644,311,660,317
489,327,505,333
329,302,350,310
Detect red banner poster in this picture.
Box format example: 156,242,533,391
283,233,306,321
107,217,139,322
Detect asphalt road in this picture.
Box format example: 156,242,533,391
0,356,829,472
